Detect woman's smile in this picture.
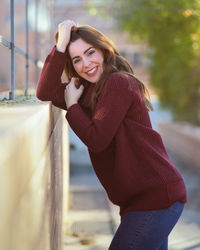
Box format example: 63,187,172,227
86,66,98,77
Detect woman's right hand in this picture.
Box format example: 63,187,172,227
56,20,76,53
64,78,84,109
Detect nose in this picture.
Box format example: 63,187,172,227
82,57,91,68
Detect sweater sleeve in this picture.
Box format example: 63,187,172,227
36,45,68,110
66,73,135,152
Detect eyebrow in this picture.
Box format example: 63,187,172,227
72,46,94,60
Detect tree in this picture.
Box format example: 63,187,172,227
116,0,200,125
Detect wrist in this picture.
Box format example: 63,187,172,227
56,43,67,53
67,101,77,109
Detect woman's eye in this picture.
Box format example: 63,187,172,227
88,50,95,56
74,59,80,64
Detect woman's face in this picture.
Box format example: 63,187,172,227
69,38,104,83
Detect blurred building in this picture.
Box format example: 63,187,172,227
0,0,150,94
0,0,53,93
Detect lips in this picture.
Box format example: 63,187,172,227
86,66,98,77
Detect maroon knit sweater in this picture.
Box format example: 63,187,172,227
37,46,187,217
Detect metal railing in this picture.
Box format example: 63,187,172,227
0,0,43,100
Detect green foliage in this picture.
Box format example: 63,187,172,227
116,0,200,125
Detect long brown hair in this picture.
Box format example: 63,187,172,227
55,25,153,112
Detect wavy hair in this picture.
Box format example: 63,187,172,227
55,25,153,112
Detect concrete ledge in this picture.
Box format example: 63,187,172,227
0,102,69,250
158,122,200,169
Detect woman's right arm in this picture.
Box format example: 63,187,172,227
36,20,76,110
36,46,68,110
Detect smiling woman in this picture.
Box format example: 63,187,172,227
36,20,187,250
68,39,104,83
54,21,153,113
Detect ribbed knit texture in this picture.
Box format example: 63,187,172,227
37,46,187,217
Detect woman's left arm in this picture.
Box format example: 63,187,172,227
66,74,135,152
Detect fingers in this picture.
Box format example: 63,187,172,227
64,78,84,108
79,84,84,92
66,77,83,91
58,20,76,32
72,77,80,88
56,20,77,52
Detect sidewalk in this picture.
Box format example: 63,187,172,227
63,155,115,250
63,123,200,250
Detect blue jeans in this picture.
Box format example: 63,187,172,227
109,201,184,250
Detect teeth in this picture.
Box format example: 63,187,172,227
87,67,97,74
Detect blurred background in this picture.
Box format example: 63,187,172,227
0,0,151,98
1,0,200,124
0,1,200,250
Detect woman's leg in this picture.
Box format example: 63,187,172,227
108,201,184,250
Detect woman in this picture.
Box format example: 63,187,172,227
36,20,187,250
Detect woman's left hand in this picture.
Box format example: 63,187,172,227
64,78,84,109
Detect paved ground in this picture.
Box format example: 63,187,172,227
63,166,113,250
166,152,200,250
